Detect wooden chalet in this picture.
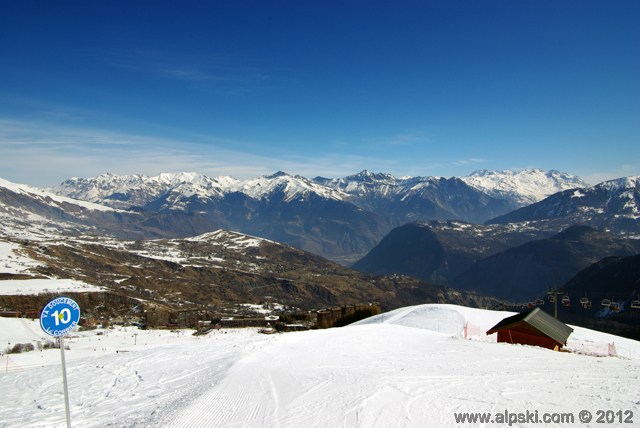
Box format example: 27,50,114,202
486,307,573,351
0,311,21,318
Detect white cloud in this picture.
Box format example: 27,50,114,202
106,49,271,91
362,132,431,148
452,158,489,166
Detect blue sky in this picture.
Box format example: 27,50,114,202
1,0,638,186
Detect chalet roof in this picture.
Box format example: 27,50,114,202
486,307,573,345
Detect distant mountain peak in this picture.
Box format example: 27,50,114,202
462,168,587,207
345,170,397,182
599,175,639,191
266,171,290,179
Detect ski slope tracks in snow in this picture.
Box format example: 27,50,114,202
0,304,639,427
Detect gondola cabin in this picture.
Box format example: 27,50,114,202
486,307,573,351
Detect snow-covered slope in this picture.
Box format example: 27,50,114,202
462,168,587,207
597,176,640,218
1,304,638,427
0,177,115,212
0,240,45,274
0,177,121,240
0,278,104,295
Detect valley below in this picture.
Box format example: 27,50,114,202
1,169,639,339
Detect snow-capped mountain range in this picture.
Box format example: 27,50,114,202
2,168,638,263
460,168,587,206
314,168,586,207
51,168,585,241
53,168,580,212
53,171,347,210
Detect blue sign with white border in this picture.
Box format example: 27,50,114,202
40,297,81,337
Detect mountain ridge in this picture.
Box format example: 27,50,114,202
451,225,640,301
23,169,640,262
461,168,587,206
487,175,640,236
52,168,585,212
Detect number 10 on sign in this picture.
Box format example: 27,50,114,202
52,308,72,325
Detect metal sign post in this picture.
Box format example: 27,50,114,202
59,335,71,428
40,297,81,428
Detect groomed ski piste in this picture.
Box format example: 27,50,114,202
1,304,639,427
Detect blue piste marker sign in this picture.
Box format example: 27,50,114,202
40,297,81,337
